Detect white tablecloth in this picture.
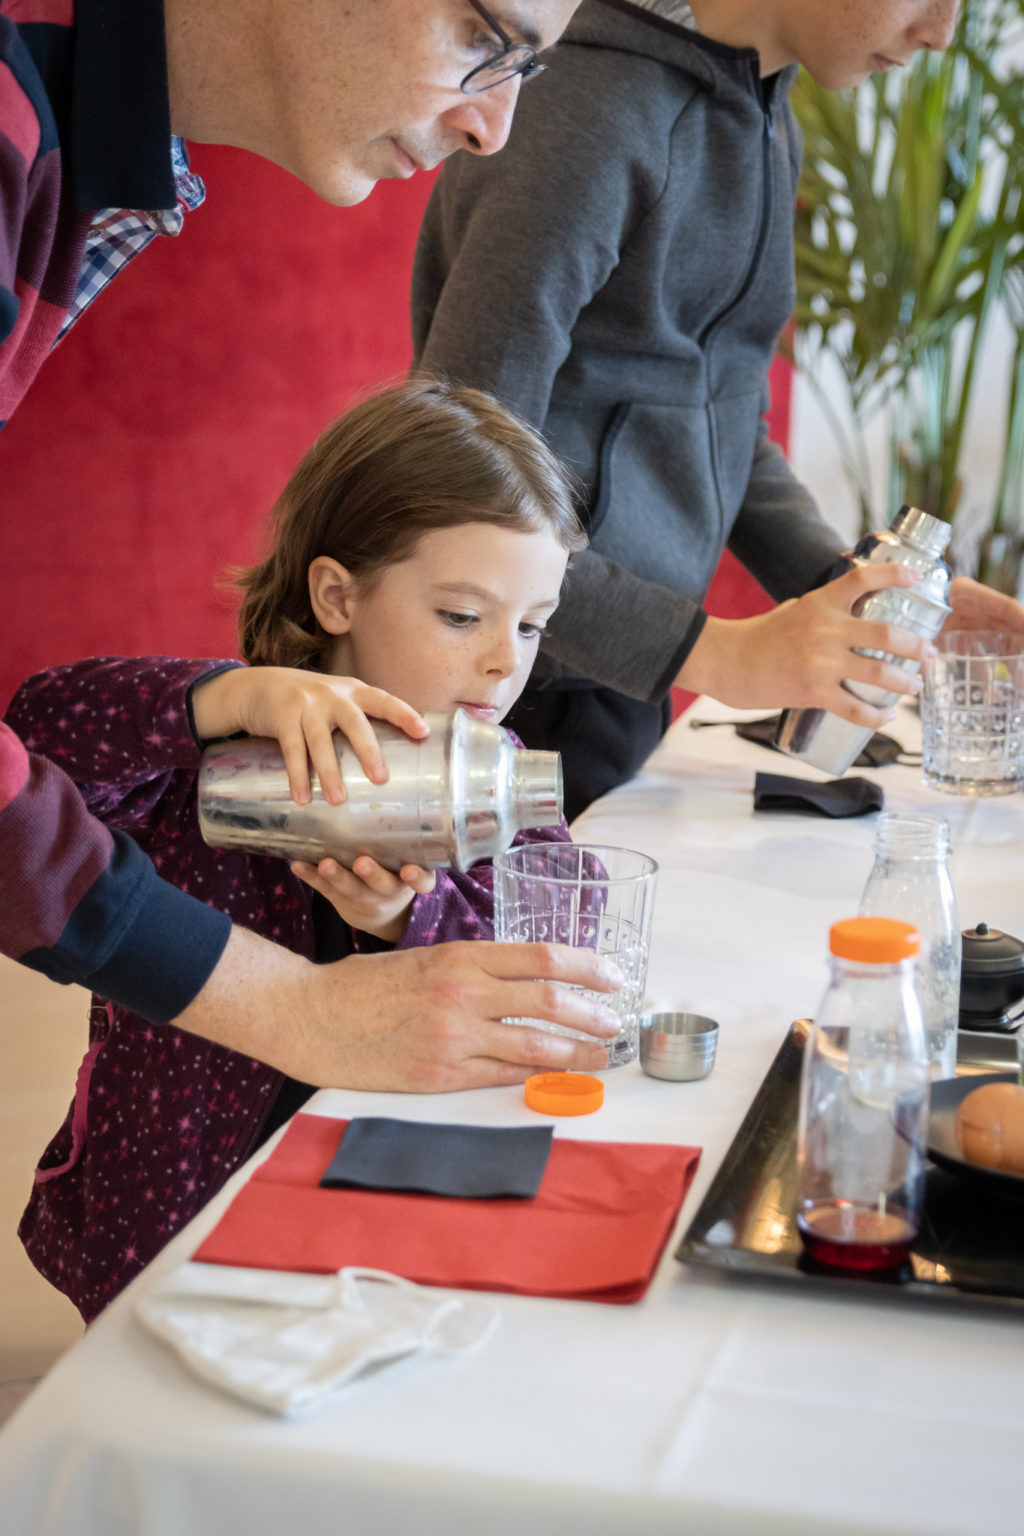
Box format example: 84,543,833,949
4,702,1024,1536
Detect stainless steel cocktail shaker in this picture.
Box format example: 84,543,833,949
197,709,563,872
775,505,953,776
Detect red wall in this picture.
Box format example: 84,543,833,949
1,145,784,714
0,147,437,709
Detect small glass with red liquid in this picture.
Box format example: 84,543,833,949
798,1201,916,1272
796,918,930,1274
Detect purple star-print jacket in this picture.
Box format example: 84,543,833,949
7,657,571,1321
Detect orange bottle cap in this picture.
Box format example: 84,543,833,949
830,916,920,963
524,1072,605,1116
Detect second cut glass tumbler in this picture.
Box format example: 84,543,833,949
921,631,1024,795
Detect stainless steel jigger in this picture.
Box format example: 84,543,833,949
639,1012,720,1081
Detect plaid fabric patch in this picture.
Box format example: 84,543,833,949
58,138,205,342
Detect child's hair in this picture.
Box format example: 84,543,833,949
236,377,587,669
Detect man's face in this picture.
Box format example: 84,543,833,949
775,0,960,90
267,0,579,206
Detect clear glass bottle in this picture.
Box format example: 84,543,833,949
858,813,959,1080
796,917,930,1272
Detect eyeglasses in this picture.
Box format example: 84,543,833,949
461,1,546,94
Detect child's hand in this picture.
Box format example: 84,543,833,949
292,856,437,944
192,667,429,804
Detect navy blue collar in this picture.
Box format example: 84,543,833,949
72,0,175,210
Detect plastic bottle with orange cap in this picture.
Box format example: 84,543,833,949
796,916,931,1273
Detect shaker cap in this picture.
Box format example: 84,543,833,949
830,917,920,963
524,1073,604,1116
890,504,951,558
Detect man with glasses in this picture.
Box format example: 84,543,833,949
1,0,568,423
463,1,550,89
1,0,624,1096
412,0,1024,819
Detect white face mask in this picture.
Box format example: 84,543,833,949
137,1264,500,1417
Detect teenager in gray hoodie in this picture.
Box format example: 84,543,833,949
412,0,1021,815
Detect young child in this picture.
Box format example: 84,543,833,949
8,378,587,1321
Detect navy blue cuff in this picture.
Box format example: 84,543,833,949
186,660,246,746
19,830,231,1023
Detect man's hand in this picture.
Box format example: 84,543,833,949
945,577,1024,638
291,854,436,943
677,563,937,727
191,667,428,805
171,927,623,1091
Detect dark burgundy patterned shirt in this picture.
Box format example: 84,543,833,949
8,656,571,1319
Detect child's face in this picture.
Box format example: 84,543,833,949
313,521,570,722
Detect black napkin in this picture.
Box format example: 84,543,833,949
319,1117,554,1200
753,771,884,818
731,714,909,767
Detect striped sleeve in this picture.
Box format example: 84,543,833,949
0,8,89,424
0,723,231,1023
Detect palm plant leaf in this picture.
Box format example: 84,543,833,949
791,0,1024,555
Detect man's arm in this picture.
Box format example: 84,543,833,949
172,928,622,1092
679,436,1024,721
2,725,620,1083
0,722,231,1020
726,430,848,601
536,383,850,706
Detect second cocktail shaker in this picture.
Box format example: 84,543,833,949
197,708,563,873
776,505,953,776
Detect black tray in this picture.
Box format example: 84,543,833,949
675,1020,1024,1313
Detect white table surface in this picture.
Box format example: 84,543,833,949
4,701,1024,1536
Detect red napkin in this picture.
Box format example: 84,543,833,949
195,1114,700,1305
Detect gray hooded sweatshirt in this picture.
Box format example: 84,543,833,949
412,0,846,704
